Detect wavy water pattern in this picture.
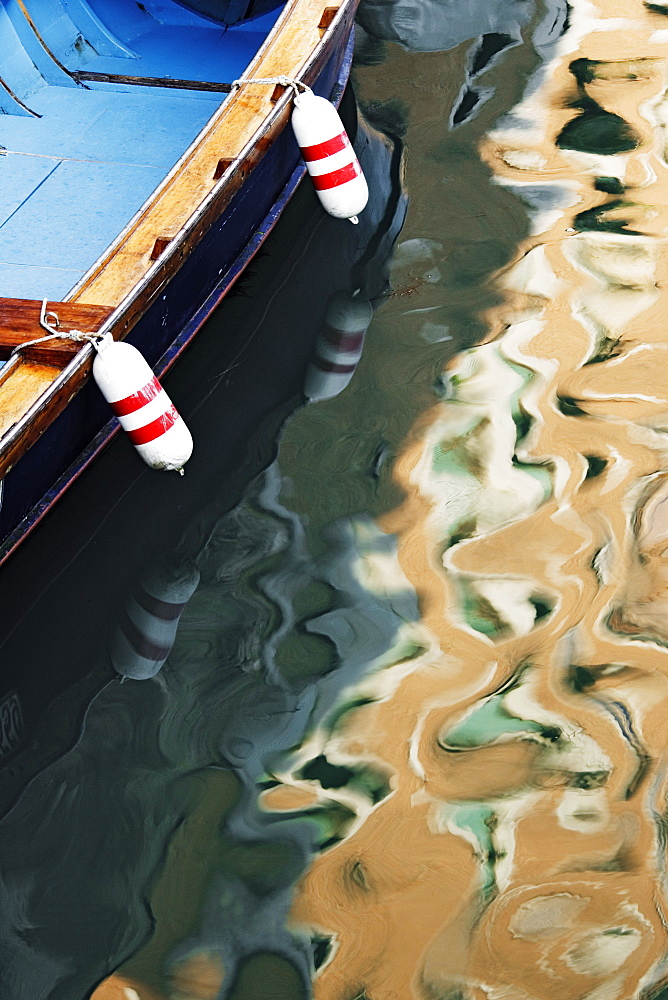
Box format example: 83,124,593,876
282,4,668,999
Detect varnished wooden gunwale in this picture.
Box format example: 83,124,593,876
0,361,63,440
0,357,93,475
0,0,355,480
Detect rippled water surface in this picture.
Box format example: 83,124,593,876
7,0,668,998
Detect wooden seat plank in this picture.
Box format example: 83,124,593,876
0,298,113,365
72,71,233,92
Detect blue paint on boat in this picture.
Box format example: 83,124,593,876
0,263,83,300
0,5,55,113
66,5,279,80
1,159,166,268
44,0,139,59
0,154,58,224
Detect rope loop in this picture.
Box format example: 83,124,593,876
9,299,106,359
230,75,311,101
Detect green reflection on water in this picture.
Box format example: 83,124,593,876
227,953,308,1000
445,694,545,749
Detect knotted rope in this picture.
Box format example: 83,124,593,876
10,300,106,359
231,75,311,101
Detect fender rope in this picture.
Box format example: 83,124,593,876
230,75,311,100
10,299,106,358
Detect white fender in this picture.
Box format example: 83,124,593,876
291,91,368,222
111,562,200,679
305,291,373,400
92,336,193,471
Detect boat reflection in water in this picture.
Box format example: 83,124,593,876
110,559,201,681
0,88,408,1000
356,0,533,51
304,291,374,402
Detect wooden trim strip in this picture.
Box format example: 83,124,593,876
213,157,234,180
72,71,233,92
77,30,350,339
150,237,172,260
318,5,339,28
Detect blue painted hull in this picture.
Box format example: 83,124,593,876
0,22,355,561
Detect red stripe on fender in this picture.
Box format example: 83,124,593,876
134,589,187,621
126,406,179,446
110,376,162,417
119,613,172,663
301,131,349,161
323,325,365,352
311,160,361,191
315,358,359,374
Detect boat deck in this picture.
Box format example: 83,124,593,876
0,0,282,301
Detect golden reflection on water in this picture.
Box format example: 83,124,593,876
283,2,668,998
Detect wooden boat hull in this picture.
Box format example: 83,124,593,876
0,2,356,563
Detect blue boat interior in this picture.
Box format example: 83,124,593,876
0,0,285,302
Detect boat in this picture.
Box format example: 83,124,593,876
0,0,360,565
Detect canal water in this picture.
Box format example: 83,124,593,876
3,0,668,998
